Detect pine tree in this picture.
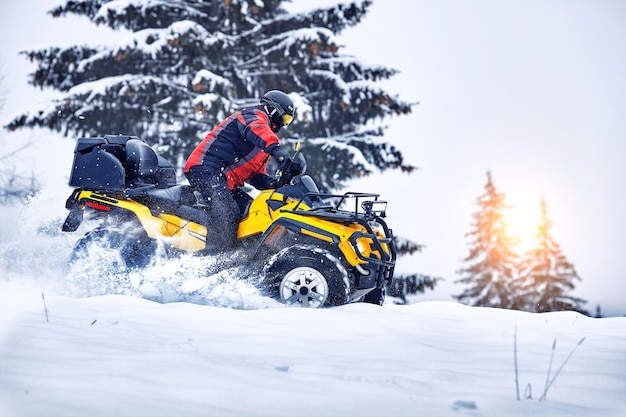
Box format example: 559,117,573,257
4,0,435,293
5,0,414,191
515,197,588,314
594,305,603,318
387,273,440,304
455,171,520,309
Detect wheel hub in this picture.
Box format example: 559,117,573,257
280,267,329,308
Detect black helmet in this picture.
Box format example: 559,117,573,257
260,90,295,130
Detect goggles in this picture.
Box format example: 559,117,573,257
281,112,294,126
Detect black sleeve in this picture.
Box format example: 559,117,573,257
248,173,275,190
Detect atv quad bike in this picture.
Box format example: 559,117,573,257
62,135,396,307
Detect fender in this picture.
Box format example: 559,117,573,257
66,190,207,252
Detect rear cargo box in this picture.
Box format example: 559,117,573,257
68,135,176,191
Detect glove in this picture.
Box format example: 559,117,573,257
271,146,292,171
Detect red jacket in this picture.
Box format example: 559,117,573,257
184,106,280,190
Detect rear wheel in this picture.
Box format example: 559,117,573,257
260,244,350,307
69,226,156,270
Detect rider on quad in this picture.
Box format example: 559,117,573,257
184,90,296,251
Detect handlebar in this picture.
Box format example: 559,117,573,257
274,142,306,187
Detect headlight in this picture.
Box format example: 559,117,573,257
356,238,368,256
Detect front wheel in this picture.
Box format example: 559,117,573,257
259,244,350,308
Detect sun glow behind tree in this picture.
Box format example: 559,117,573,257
506,194,542,256
456,172,587,313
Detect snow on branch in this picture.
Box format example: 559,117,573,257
279,0,371,35
307,135,376,174
256,27,337,60
87,20,216,63
308,69,350,103
191,69,231,93
192,93,234,121
93,0,208,27
67,74,156,100
308,69,388,107
318,56,398,82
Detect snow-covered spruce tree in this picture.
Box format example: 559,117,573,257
455,171,520,309
5,0,435,294
515,197,588,314
6,0,413,190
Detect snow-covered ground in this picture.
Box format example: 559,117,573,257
1,198,625,417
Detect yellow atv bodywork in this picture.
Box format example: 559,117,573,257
71,189,208,252
71,186,390,270
239,189,390,268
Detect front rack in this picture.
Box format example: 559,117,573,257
285,191,388,222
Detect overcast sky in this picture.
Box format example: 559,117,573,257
1,0,625,316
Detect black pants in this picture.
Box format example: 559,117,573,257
186,166,239,251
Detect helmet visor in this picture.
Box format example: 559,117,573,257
281,112,294,127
